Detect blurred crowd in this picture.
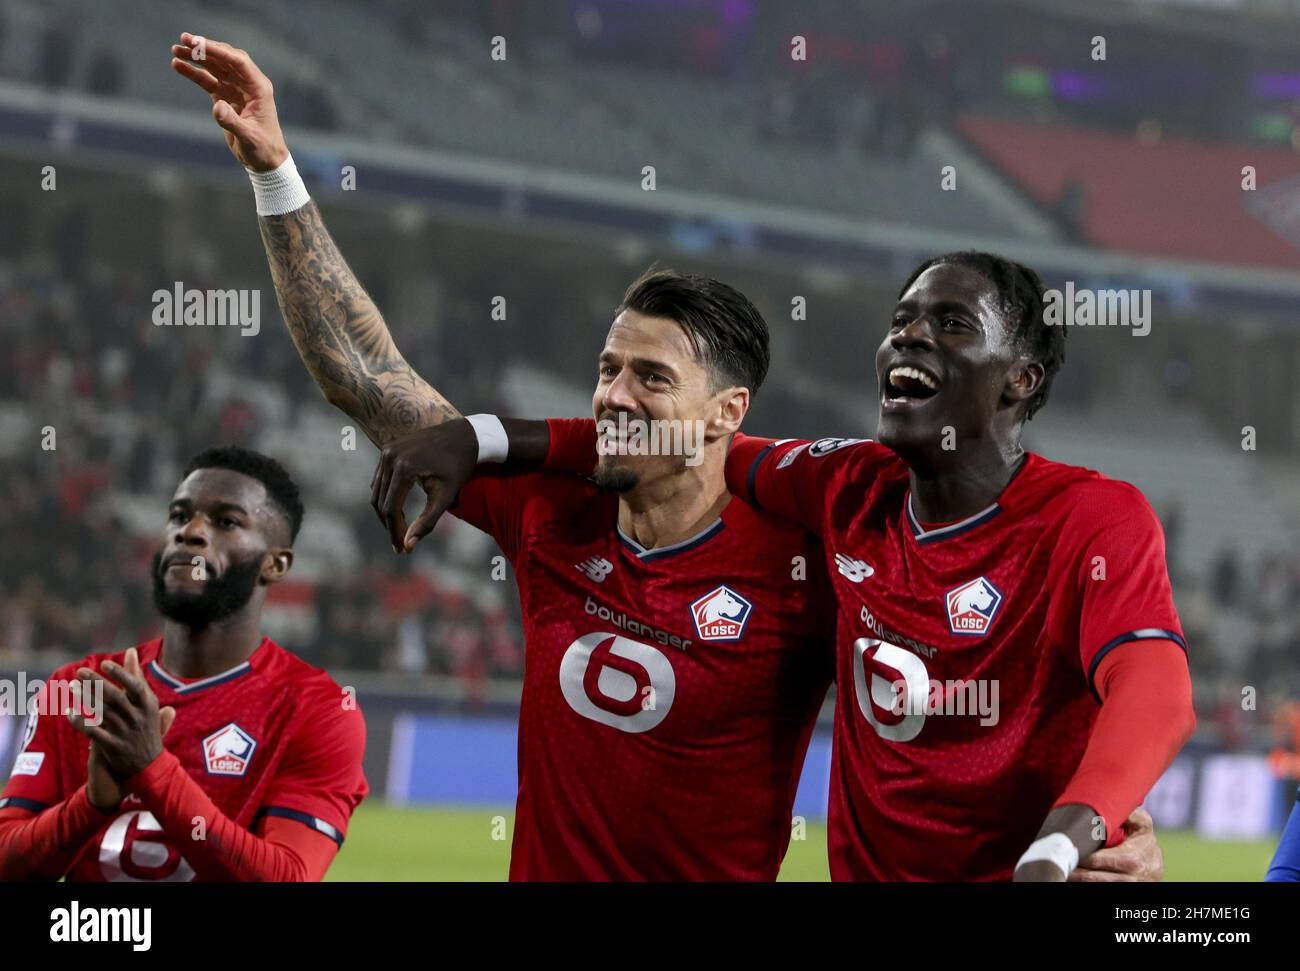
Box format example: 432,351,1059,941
1176,545,1300,753
0,249,524,700
4,0,1295,230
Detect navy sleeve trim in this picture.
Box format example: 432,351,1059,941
1087,628,1188,704
255,806,345,846
0,796,50,812
746,443,778,508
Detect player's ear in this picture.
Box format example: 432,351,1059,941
261,547,293,585
709,385,749,441
1003,357,1044,410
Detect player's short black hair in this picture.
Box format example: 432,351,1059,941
899,250,1066,422
181,445,304,544
617,265,770,396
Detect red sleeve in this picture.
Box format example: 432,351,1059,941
448,469,543,563
123,683,365,882
541,420,874,535
256,816,341,880
0,787,114,880
1053,642,1195,845
1052,481,1187,697
257,684,368,844
542,418,599,475
127,750,340,882
0,664,121,879
723,434,776,498
1,665,79,810
725,435,876,532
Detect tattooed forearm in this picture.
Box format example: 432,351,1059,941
257,202,459,447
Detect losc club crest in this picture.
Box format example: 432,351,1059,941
945,577,1004,637
202,723,257,777
690,585,754,642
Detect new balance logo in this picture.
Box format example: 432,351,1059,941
835,553,874,583
576,557,614,583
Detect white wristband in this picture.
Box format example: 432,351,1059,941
466,414,509,464
247,155,311,216
1015,832,1080,878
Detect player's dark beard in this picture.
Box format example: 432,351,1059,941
151,552,263,628
594,409,648,493
592,460,641,493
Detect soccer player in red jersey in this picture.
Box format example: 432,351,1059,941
173,37,834,879
175,37,1166,881
386,254,1195,882
726,255,1195,881
446,416,836,880
0,447,367,881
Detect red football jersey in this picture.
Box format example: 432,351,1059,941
452,469,834,880
737,437,1187,880
1,637,367,881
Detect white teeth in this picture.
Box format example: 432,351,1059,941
889,366,939,391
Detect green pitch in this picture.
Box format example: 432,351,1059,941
327,802,1279,882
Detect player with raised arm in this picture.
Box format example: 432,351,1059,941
173,34,840,880
378,255,1194,882
0,446,366,881
173,35,1168,881
170,33,455,451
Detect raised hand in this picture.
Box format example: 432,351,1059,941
170,32,289,172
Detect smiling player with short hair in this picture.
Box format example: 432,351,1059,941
171,33,854,880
